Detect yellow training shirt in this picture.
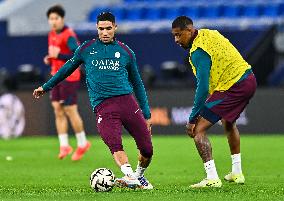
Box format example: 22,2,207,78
189,29,251,94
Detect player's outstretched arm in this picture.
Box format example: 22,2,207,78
33,86,45,99
39,45,83,94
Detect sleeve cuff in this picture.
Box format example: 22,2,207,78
42,84,50,92
189,115,198,124
141,108,151,119
143,112,151,120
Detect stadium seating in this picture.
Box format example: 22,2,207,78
125,7,143,20
161,7,181,20
262,4,279,17
241,4,260,17
89,1,284,23
221,5,241,18
180,6,200,19
200,5,220,19
144,7,162,20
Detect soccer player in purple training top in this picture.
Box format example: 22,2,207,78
171,16,257,188
34,12,153,190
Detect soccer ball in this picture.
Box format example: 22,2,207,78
90,168,115,192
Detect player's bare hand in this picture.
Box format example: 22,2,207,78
43,55,51,65
33,87,45,99
186,122,195,138
146,119,152,133
48,46,60,58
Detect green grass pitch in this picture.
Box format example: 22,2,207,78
0,135,283,201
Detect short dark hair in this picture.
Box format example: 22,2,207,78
46,5,65,18
172,16,193,30
97,12,115,24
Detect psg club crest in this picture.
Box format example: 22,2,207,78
115,52,120,58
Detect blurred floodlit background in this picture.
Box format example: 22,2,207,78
0,0,284,136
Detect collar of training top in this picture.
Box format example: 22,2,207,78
97,37,117,45
55,25,68,34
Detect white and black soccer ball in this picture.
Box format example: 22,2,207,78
90,168,115,192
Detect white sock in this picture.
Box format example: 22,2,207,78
58,133,69,147
75,131,87,147
204,160,219,180
134,163,146,178
231,153,242,174
121,164,135,178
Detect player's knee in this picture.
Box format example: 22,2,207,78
63,107,73,116
54,107,65,118
193,124,207,137
64,105,79,117
140,145,153,159
192,129,205,140
108,144,124,154
192,129,200,138
223,121,236,132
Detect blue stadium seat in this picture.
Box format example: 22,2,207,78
88,8,97,22
124,0,156,2
279,3,284,15
261,4,279,17
143,7,162,20
241,4,260,17
125,7,143,21
180,6,200,19
110,7,126,22
124,0,138,2
221,5,241,18
200,5,220,19
161,7,181,20
89,7,108,22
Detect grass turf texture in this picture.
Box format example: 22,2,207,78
0,135,283,201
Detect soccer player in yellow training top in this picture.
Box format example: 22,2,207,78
171,16,257,188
